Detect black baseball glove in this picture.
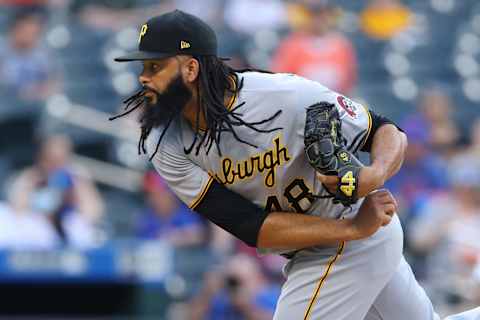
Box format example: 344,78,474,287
304,102,363,206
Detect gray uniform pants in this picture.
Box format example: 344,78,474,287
273,215,440,320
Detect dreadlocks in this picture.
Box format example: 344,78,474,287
109,56,283,160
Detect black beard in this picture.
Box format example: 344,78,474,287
139,73,192,129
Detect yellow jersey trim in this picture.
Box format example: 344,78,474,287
303,241,346,320
226,75,238,111
189,176,215,209
358,106,373,151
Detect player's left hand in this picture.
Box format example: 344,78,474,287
317,166,386,198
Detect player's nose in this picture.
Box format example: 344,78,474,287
138,73,150,86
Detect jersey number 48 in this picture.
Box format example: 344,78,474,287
265,179,315,213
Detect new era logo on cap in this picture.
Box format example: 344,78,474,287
180,40,191,50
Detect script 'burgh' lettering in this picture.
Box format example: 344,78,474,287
214,136,291,187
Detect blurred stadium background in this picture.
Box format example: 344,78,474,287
0,0,480,319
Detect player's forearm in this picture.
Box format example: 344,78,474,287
257,212,355,250
370,124,407,181
358,125,406,196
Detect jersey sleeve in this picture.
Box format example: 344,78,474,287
333,94,372,153
147,129,214,209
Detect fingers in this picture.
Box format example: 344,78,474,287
383,196,398,212
316,173,339,194
379,194,398,210
366,188,397,228
367,189,389,200
389,194,398,209
369,189,398,212
383,203,396,216
381,214,392,226
369,188,390,198
380,202,396,227
368,188,387,195
316,172,339,184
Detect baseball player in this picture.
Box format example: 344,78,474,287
112,10,480,320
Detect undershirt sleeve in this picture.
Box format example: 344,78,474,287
194,180,269,247
360,111,403,152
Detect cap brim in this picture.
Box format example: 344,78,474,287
114,51,173,62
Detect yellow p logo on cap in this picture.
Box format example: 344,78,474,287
138,24,148,43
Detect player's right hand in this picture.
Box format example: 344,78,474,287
350,189,398,239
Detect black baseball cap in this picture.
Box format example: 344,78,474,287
115,10,218,62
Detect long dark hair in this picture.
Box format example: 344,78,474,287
110,56,282,160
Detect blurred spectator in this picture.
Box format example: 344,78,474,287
189,254,281,320
76,0,173,31
386,88,461,224
271,1,357,94
175,0,224,25
210,6,251,69
385,116,448,224
7,135,105,248
473,261,480,303
208,223,237,258
0,8,58,103
134,171,205,247
418,88,461,158
0,1,47,6
223,0,287,35
409,155,480,304
464,118,480,157
360,0,413,40
0,200,57,249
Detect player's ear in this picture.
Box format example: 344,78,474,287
182,57,200,83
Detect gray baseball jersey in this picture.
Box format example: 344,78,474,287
148,71,370,220
146,72,480,320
